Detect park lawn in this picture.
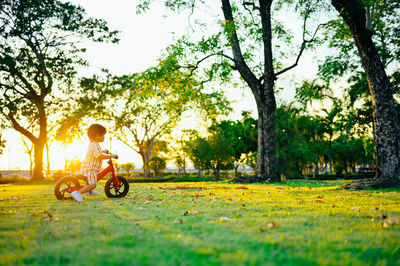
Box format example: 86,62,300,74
0,180,399,266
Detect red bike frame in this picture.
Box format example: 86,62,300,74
97,160,120,190
67,159,120,193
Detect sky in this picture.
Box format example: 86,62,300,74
0,0,334,172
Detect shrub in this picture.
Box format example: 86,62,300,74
0,174,29,184
52,170,68,181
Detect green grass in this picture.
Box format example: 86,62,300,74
1,180,399,265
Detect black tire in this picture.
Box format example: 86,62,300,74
105,175,129,198
54,177,81,200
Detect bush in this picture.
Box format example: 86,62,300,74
52,170,68,181
120,171,144,178
0,174,30,184
305,172,374,180
173,176,214,182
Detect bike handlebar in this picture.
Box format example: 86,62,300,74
107,154,118,164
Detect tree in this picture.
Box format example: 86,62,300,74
64,157,81,174
81,56,229,178
209,111,258,177
185,130,235,181
330,0,400,188
137,0,327,180
184,136,211,178
295,79,344,174
171,137,189,178
146,156,167,177
121,162,135,174
174,153,187,178
0,0,118,181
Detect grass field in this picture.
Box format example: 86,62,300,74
1,180,399,265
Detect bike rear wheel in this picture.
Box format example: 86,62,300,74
54,177,81,200
105,175,129,198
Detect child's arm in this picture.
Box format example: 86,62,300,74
98,152,117,160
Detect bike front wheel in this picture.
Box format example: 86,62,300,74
105,175,129,198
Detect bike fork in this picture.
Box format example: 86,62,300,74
112,172,120,190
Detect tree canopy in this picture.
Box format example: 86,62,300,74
0,0,118,180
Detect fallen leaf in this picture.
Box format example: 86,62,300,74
297,200,304,205
381,218,399,228
12,196,20,202
183,210,199,216
379,213,387,219
266,221,278,228
218,217,230,221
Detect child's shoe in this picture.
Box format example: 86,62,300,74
71,191,84,202
84,190,98,196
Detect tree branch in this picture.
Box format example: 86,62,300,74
221,0,260,91
0,83,30,99
116,135,139,153
6,112,37,143
243,1,259,11
180,52,235,80
365,0,376,30
275,22,329,77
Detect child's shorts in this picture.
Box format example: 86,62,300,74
86,171,98,185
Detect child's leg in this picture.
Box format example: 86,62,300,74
79,172,97,194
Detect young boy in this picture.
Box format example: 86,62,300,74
71,124,117,202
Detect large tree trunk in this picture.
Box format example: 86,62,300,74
221,0,279,180
31,108,47,181
332,0,400,188
256,93,278,179
31,139,45,181
139,151,151,178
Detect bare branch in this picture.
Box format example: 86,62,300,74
180,52,235,78
188,0,196,32
243,1,259,11
6,112,37,143
275,22,329,77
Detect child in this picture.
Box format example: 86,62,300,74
71,124,117,202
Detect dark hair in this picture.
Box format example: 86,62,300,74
87,124,107,141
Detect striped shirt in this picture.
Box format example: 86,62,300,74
80,142,103,177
